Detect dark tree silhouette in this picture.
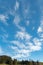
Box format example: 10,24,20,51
37,61,39,65
13,59,17,65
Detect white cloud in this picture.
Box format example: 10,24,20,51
16,31,32,41
41,20,43,26
28,41,41,51
10,31,32,59
31,37,42,51
30,45,41,51
16,31,25,40
25,8,29,14
14,1,19,11
37,19,43,39
0,46,3,54
10,42,30,59
40,38,43,41
0,14,8,25
0,27,9,43
37,18,43,52
10,41,25,49
38,27,42,33
10,46,18,50
40,34,43,38
21,1,30,19
18,49,30,54
0,33,9,43
33,38,41,46
11,45,30,55
26,20,29,26
13,15,25,31
12,49,30,59
32,27,35,30
39,33,43,38
24,8,29,18
10,30,42,59
17,25,26,32
1,27,7,33
0,46,11,57
10,38,42,59
14,15,20,25
12,54,25,59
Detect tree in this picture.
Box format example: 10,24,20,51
13,59,17,65
32,61,35,65
37,61,39,65
0,55,13,65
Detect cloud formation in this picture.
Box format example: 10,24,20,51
0,0,43,61
14,0,19,11
0,14,8,25
0,46,3,54
10,30,42,60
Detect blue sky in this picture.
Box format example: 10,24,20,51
0,0,43,62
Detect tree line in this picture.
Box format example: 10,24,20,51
0,55,40,65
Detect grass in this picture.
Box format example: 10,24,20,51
0,64,8,65
40,62,43,65
0,62,43,65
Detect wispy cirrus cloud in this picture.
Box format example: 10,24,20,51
14,15,20,25
26,20,30,26
0,46,3,54
0,14,8,25
37,20,43,38
0,46,11,57
0,27,9,43
13,14,25,31
14,0,19,11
